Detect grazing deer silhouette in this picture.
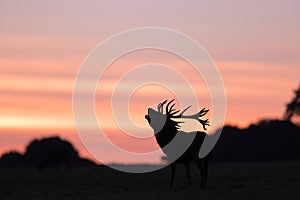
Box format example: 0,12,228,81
145,99,210,188
38,149,71,172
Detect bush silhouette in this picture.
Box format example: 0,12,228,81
24,137,77,168
0,151,24,166
0,136,95,169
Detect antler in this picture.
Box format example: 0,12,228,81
163,99,210,130
157,100,168,113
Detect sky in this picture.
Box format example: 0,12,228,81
0,0,300,164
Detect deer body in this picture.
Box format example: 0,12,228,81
145,100,210,188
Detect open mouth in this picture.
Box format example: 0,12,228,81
145,115,151,123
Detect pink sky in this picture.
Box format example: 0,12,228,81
0,0,299,164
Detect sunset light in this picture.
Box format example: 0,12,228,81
1,1,299,165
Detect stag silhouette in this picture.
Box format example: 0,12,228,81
145,99,210,188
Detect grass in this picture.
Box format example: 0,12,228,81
0,161,299,200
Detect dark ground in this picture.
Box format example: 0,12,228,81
0,161,299,200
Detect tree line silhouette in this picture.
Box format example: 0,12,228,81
0,137,95,169
284,84,300,121
210,119,300,162
1,119,299,168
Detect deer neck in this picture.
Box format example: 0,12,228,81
154,125,178,148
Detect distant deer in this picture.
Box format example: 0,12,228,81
145,99,210,188
38,149,71,172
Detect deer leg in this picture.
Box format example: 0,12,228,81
170,163,177,188
55,162,59,171
202,157,209,189
65,159,71,171
196,158,205,189
49,162,53,171
184,162,192,186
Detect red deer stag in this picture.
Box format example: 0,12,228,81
145,99,210,188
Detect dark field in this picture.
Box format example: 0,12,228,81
0,161,299,200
